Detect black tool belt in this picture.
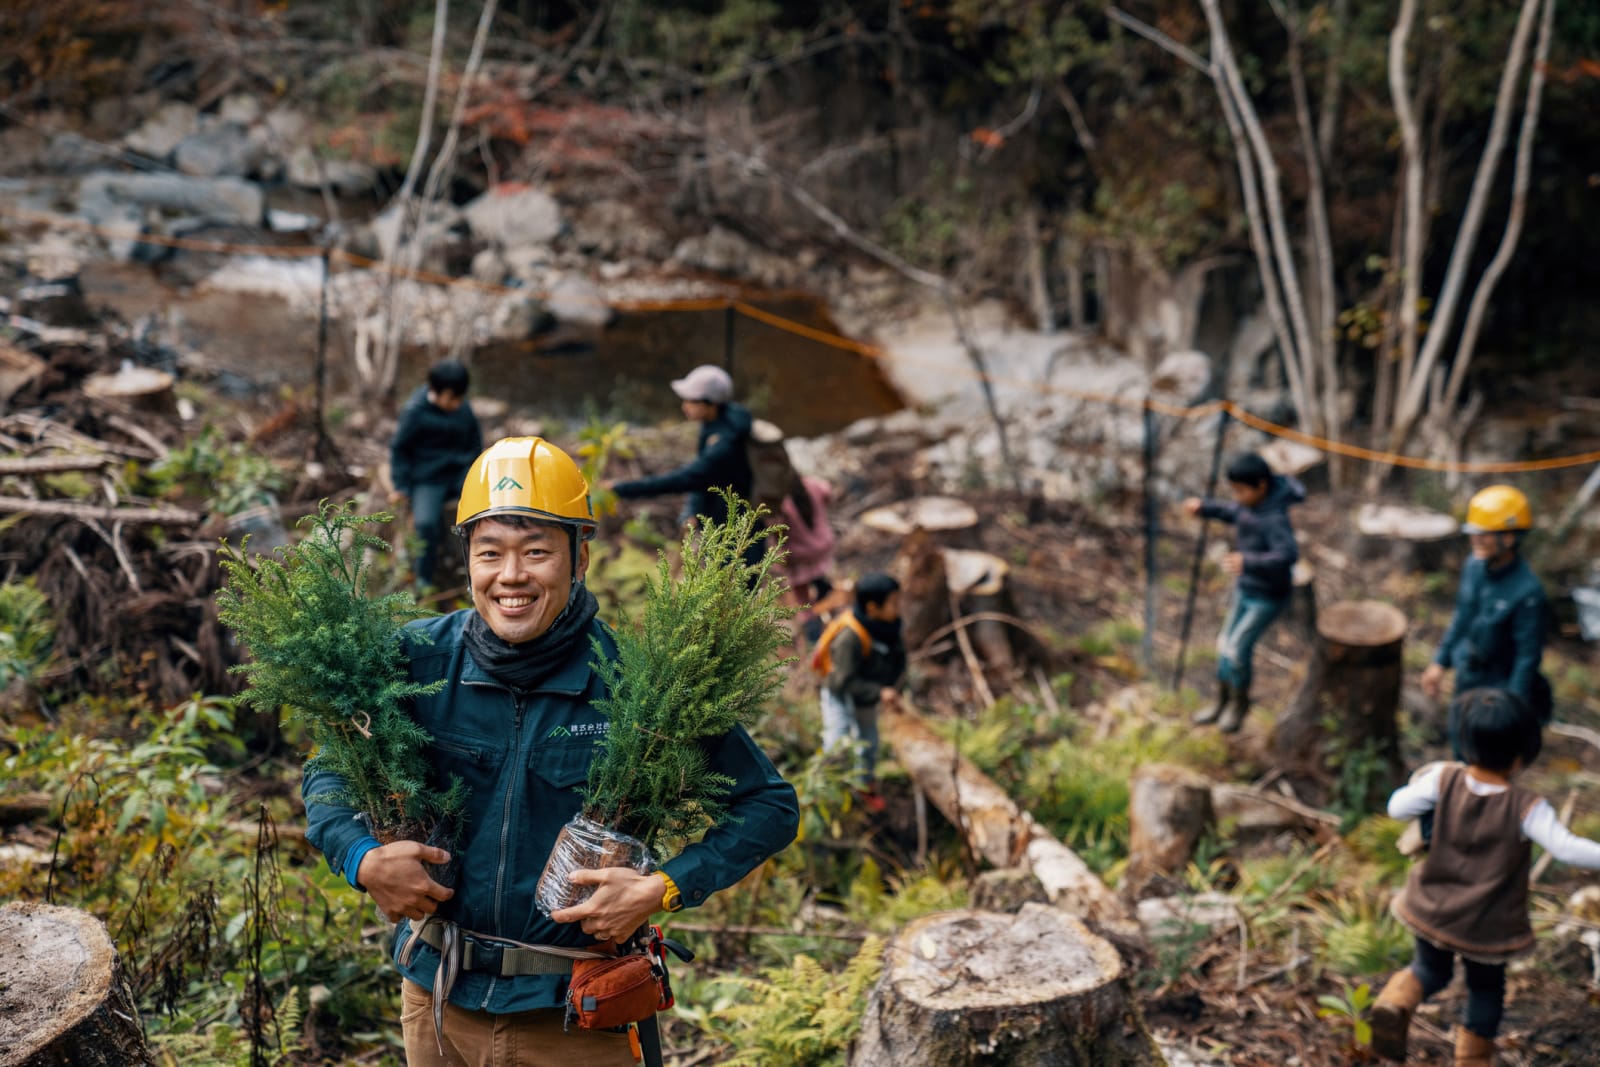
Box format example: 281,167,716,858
413,919,601,977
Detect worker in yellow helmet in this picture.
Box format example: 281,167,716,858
1420,485,1551,751
303,437,798,1066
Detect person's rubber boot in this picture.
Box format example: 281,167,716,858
1216,686,1250,734
1454,1029,1495,1066
1368,968,1424,1061
1193,683,1231,726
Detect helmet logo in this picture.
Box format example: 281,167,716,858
493,475,524,491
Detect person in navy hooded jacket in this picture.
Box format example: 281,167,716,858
1183,452,1306,733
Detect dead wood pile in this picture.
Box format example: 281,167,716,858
0,306,359,707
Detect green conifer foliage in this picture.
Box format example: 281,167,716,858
583,492,792,852
216,502,463,838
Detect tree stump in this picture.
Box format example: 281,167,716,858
851,904,1164,1067
892,527,952,654
0,901,151,1067
1272,601,1407,798
970,867,1050,913
868,498,980,655
1355,503,1459,573
1127,764,1215,889
1284,560,1318,643
943,548,1018,673
83,366,178,420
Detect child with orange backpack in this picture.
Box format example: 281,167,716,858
812,573,906,812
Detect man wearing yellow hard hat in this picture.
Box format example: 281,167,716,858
1421,485,1551,751
303,437,798,1066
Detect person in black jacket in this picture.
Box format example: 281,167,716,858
388,361,483,588
1182,452,1306,733
610,363,756,535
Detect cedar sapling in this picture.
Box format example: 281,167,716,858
581,491,793,854
216,501,465,843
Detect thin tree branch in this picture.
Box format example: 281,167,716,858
1105,7,1208,74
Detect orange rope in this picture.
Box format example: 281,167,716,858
4,201,1595,475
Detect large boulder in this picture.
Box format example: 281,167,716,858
462,184,564,248
79,171,264,228
174,124,264,178
545,273,614,327
124,101,200,160
285,145,377,196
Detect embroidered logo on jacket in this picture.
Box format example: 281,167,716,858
548,722,609,739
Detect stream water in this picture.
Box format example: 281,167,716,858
75,260,901,436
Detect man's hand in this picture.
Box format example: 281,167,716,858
549,868,663,944
357,842,453,923
1420,662,1446,700
1222,552,1244,577
1182,497,1204,517
879,687,900,708
387,489,408,507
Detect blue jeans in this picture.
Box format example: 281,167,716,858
819,688,881,783
1409,935,1506,1039
409,481,452,586
1216,590,1287,693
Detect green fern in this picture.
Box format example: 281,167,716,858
582,491,793,851
217,501,462,837
0,578,54,689
719,936,885,1067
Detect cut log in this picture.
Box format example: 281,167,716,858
1272,600,1407,803
83,366,178,420
879,697,1141,941
1127,764,1215,889
0,901,151,1067
851,904,1163,1067
0,791,53,826
1355,503,1459,573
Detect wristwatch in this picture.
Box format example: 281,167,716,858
658,871,684,913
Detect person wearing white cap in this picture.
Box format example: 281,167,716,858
610,363,755,533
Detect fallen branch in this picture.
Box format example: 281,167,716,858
0,497,199,525
1211,782,1342,828
0,456,115,475
1550,721,1600,757
879,695,1142,941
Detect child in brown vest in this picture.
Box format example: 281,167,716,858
1371,688,1600,1065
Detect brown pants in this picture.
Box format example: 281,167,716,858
400,980,637,1067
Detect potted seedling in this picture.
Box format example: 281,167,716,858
536,493,792,912
218,502,466,882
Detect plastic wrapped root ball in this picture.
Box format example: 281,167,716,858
536,814,655,914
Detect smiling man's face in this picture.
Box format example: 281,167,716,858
467,518,588,644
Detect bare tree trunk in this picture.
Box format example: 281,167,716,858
1388,0,1425,414
1022,205,1054,333
1201,0,1324,437
1284,4,1342,478
1440,0,1556,414
1062,234,1087,329
1389,0,1543,449
1316,0,1350,168
368,0,451,398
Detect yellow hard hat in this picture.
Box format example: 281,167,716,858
455,436,596,539
1462,485,1532,533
